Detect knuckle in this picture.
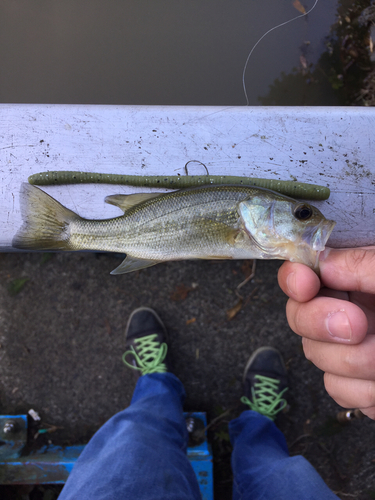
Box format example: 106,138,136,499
342,344,373,378
342,348,359,374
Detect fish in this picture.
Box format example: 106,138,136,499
12,183,335,275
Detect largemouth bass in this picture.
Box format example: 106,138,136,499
12,183,335,274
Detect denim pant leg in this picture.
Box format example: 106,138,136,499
59,373,201,500
229,410,339,500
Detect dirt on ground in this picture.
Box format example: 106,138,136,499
0,252,374,499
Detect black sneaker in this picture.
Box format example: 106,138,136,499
241,347,288,421
122,307,170,378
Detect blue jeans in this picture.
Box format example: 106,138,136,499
59,373,338,500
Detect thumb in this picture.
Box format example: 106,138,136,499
319,246,375,294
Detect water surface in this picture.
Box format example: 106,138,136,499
0,0,340,105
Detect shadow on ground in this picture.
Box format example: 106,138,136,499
0,252,374,499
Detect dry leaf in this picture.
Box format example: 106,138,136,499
170,284,192,301
293,0,306,14
226,298,243,321
186,317,196,325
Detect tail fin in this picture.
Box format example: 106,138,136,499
12,183,80,250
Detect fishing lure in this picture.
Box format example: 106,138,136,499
27,171,330,200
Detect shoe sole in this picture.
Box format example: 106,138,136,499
242,346,284,384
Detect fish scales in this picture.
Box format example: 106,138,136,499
70,186,250,259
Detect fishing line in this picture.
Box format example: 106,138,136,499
242,0,320,105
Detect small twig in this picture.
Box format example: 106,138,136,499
289,433,313,449
43,422,64,430
201,405,240,435
204,408,233,433
318,441,347,481
235,260,257,300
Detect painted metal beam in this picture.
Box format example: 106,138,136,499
0,413,213,500
0,104,374,250
0,445,85,485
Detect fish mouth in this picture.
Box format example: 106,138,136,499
303,219,336,251
299,219,336,271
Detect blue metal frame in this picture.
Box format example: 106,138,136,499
0,413,213,499
184,412,213,500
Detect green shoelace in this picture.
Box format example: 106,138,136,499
241,375,288,421
122,334,168,375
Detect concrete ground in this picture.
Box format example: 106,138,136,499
0,252,375,499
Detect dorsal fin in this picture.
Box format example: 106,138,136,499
104,193,163,212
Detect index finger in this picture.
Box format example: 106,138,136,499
320,246,375,294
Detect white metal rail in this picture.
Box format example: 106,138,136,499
1,104,374,250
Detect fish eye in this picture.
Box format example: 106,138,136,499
293,203,313,221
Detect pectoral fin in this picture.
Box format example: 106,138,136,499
110,255,162,275
105,193,163,212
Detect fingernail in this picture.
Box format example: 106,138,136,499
325,310,352,341
286,272,296,296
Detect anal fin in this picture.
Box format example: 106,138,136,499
110,255,162,275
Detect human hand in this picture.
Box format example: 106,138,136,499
278,247,375,419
